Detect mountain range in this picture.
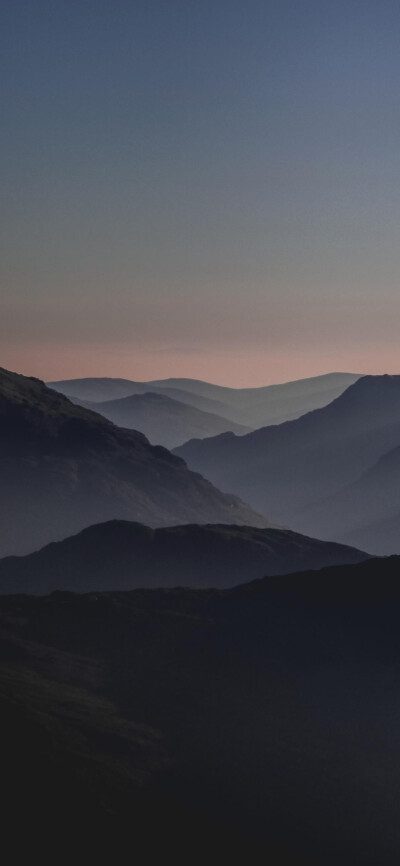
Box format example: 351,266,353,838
0,518,369,594
1,554,399,862
175,375,400,555
74,390,250,448
7,366,400,555
0,366,268,557
151,371,361,426
50,371,359,429
2,360,400,861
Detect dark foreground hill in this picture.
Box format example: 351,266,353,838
175,375,400,553
0,519,369,594
78,391,250,448
0,367,268,557
1,555,400,862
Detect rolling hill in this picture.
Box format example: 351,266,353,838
77,391,250,448
48,376,148,402
50,371,360,428
0,519,369,594
151,371,361,426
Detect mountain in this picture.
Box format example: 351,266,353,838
151,371,361,426
50,371,360,428
137,383,235,417
0,519,369,595
1,554,400,861
77,391,250,448
0,367,268,557
174,375,400,549
48,376,148,402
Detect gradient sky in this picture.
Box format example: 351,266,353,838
2,0,400,386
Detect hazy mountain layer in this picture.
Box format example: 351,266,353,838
136,384,235,417
50,371,360,428
1,554,399,861
152,371,361,426
0,367,268,557
175,375,400,552
0,519,369,594
48,376,148,402
50,376,231,416
78,391,250,448
295,445,400,555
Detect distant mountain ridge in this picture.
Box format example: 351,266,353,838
175,375,400,554
0,366,269,557
0,519,370,595
49,371,360,428
75,390,251,448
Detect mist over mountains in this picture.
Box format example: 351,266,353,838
175,375,400,555
50,371,359,429
4,365,400,556
0,367,268,557
73,390,251,449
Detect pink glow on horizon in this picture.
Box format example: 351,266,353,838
2,341,400,387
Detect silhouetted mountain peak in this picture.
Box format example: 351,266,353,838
0,366,110,426
328,373,400,408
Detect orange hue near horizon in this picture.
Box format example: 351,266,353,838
2,341,400,387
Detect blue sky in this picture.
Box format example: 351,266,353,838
2,0,400,384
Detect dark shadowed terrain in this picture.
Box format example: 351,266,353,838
0,519,369,594
1,555,400,862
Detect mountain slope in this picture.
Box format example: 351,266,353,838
50,376,233,417
296,445,400,555
51,376,248,422
79,391,250,448
50,371,360,428
0,367,269,557
1,554,400,861
174,375,400,535
151,371,359,403
0,519,369,594
151,371,361,426
48,376,146,402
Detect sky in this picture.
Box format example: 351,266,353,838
1,0,400,386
